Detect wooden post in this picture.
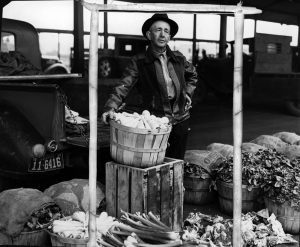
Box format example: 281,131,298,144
73,0,85,75
233,8,244,247
87,8,99,247
219,14,227,58
104,0,108,49
192,14,197,65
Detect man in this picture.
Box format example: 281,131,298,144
102,13,198,159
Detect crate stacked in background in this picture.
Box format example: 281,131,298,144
105,157,184,231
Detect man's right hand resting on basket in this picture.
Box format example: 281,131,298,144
101,109,115,125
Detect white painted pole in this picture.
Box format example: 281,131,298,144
87,8,99,247
233,8,244,247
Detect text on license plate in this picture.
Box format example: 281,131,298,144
29,153,64,172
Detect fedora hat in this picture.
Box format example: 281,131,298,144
142,13,178,38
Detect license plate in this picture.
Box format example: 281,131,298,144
29,153,64,172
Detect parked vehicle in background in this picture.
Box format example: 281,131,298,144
0,18,85,192
195,33,300,116
76,35,149,78
1,18,70,75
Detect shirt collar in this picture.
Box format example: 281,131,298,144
144,45,178,64
151,48,167,59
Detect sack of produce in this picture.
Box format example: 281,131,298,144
0,188,61,246
250,135,288,153
184,150,225,174
284,145,300,160
44,179,105,216
242,142,266,153
273,132,300,145
206,143,233,158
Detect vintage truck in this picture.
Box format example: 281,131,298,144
0,18,111,191
196,33,300,116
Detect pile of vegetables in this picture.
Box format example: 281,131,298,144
211,151,266,190
24,204,62,232
113,110,170,130
256,151,300,210
50,211,116,240
99,211,182,247
49,210,181,246
212,148,300,210
182,210,297,247
184,162,209,179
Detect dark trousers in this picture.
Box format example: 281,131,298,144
165,119,189,160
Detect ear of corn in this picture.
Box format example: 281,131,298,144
113,111,170,130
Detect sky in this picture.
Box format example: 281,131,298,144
2,1,299,64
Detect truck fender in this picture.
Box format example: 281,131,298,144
44,63,70,74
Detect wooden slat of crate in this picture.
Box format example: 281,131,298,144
131,169,144,214
117,165,130,218
105,157,183,231
147,168,159,213
160,165,171,227
105,163,117,217
173,162,184,230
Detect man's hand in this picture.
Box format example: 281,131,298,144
101,109,115,124
185,94,192,111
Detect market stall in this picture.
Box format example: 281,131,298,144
81,1,261,247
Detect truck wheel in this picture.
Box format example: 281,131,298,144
285,100,300,117
98,58,112,78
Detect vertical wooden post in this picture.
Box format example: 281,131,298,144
233,9,244,247
88,8,99,247
297,16,300,72
219,14,227,58
192,14,197,65
104,0,108,49
73,0,85,74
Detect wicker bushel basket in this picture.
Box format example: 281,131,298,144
184,174,216,205
0,229,51,246
216,180,262,215
264,198,300,234
110,120,172,168
48,231,88,247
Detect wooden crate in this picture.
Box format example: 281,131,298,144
105,157,184,231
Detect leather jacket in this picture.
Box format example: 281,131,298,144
104,45,198,124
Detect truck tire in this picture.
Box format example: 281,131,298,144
98,57,118,78
285,100,300,117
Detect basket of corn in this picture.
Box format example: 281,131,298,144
48,211,116,247
110,110,172,167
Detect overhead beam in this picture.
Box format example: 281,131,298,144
81,2,262,15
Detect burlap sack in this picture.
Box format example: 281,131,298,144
273,132,300,145
44,178,105,216
242,142,266,154
207,143,233,158
0,188,54,237
284,145,300,160
184,150,225,174
250,135,288,153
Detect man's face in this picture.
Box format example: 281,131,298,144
146,21,171,49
